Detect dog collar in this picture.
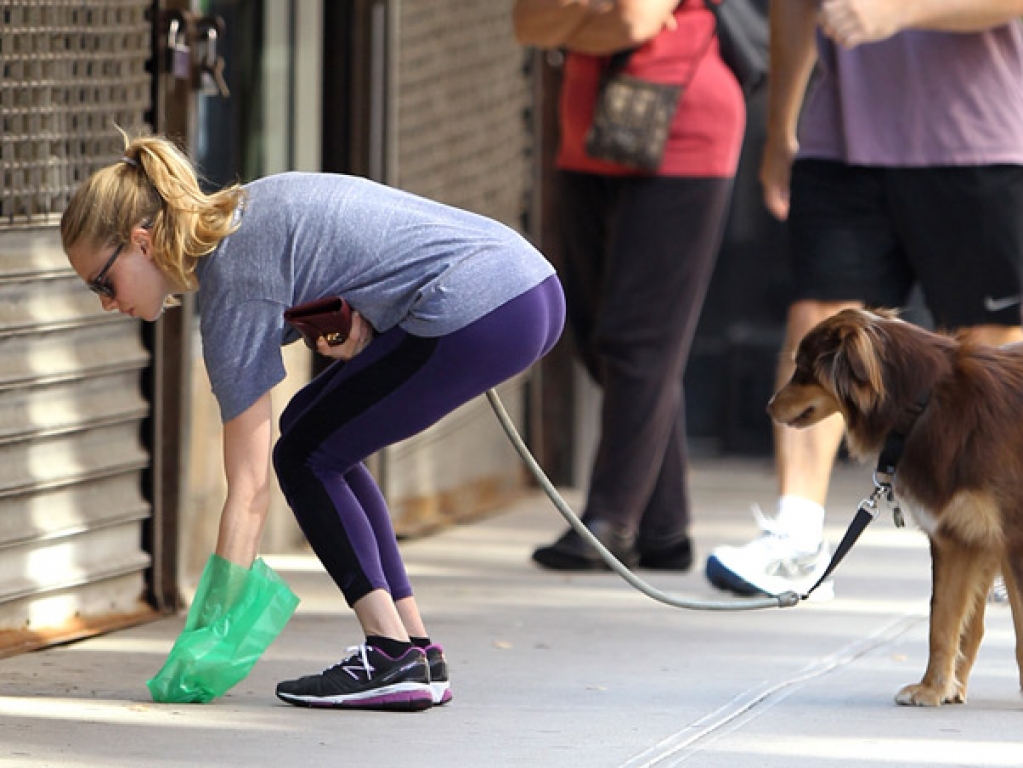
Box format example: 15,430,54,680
876,391,931,480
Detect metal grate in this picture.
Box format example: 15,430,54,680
395,0,530,230
0,0,151,227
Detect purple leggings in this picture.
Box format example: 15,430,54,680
273,276,564,606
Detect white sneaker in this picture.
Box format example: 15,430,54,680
705,507,834,601
989,575,1009,604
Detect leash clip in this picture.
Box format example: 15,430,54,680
871,471,905,528
858,484,885,520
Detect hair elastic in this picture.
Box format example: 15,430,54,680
120,156,139,168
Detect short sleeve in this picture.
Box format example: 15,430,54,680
200,298,289,423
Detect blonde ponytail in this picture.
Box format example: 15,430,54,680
60,131,244,292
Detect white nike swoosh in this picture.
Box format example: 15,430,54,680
984,295,1021,312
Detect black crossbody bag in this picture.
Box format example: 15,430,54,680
585,26,714,172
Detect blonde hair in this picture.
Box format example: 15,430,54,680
60,130,244,294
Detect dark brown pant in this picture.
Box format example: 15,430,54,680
558,171,734,549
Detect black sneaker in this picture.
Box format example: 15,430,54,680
425,644,452,705
276,644,433,711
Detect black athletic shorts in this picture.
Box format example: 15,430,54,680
787,159,1023,329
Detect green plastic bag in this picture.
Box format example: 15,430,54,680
147,554,300,703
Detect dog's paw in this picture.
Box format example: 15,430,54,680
895,681,965,707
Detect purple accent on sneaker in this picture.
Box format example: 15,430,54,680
324,686,434,712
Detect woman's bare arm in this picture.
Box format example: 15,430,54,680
513,0,679,54
215,392,274,566
821,0,1023,48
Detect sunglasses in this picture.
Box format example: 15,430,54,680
88,241,126,298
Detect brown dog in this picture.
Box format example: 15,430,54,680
768,307,1023,707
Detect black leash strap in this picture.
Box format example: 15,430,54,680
801,488,882,600
801,391,929,600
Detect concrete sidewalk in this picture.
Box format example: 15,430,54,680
0,457,1020,767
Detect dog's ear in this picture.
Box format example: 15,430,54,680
816,324,886,413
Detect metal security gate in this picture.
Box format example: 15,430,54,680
0,1,156,651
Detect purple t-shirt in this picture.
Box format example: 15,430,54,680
798,21,1023,167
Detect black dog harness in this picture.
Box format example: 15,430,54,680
802,392,931,600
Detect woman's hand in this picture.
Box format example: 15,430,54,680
759,131,799,221
314,311,375,360
819,0,906,48
217,393,274,568
821,0,1023,46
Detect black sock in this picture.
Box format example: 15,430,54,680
410,636,431,649
366,635,413,658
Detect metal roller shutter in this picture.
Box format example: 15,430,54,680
0,232,153,642
0,1,155,649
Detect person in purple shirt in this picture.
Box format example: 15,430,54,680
705,0,1023,600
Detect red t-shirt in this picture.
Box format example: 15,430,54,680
558,0,745,178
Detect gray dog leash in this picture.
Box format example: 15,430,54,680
486,389,800,612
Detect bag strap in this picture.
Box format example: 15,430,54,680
603,12,717,92
606,48,634,75
683,21,717,89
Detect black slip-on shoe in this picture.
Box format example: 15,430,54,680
532,519,639,571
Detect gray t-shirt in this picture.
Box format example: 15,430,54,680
798,21,1023,166
195,172,554,422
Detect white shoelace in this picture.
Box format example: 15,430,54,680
751,504,784,536
330,643,375,678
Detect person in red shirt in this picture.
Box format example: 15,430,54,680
514,0,745,570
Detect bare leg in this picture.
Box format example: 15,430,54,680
350,590,430,643
395,595,428,639
957,324,1023,347
352,589,412,641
